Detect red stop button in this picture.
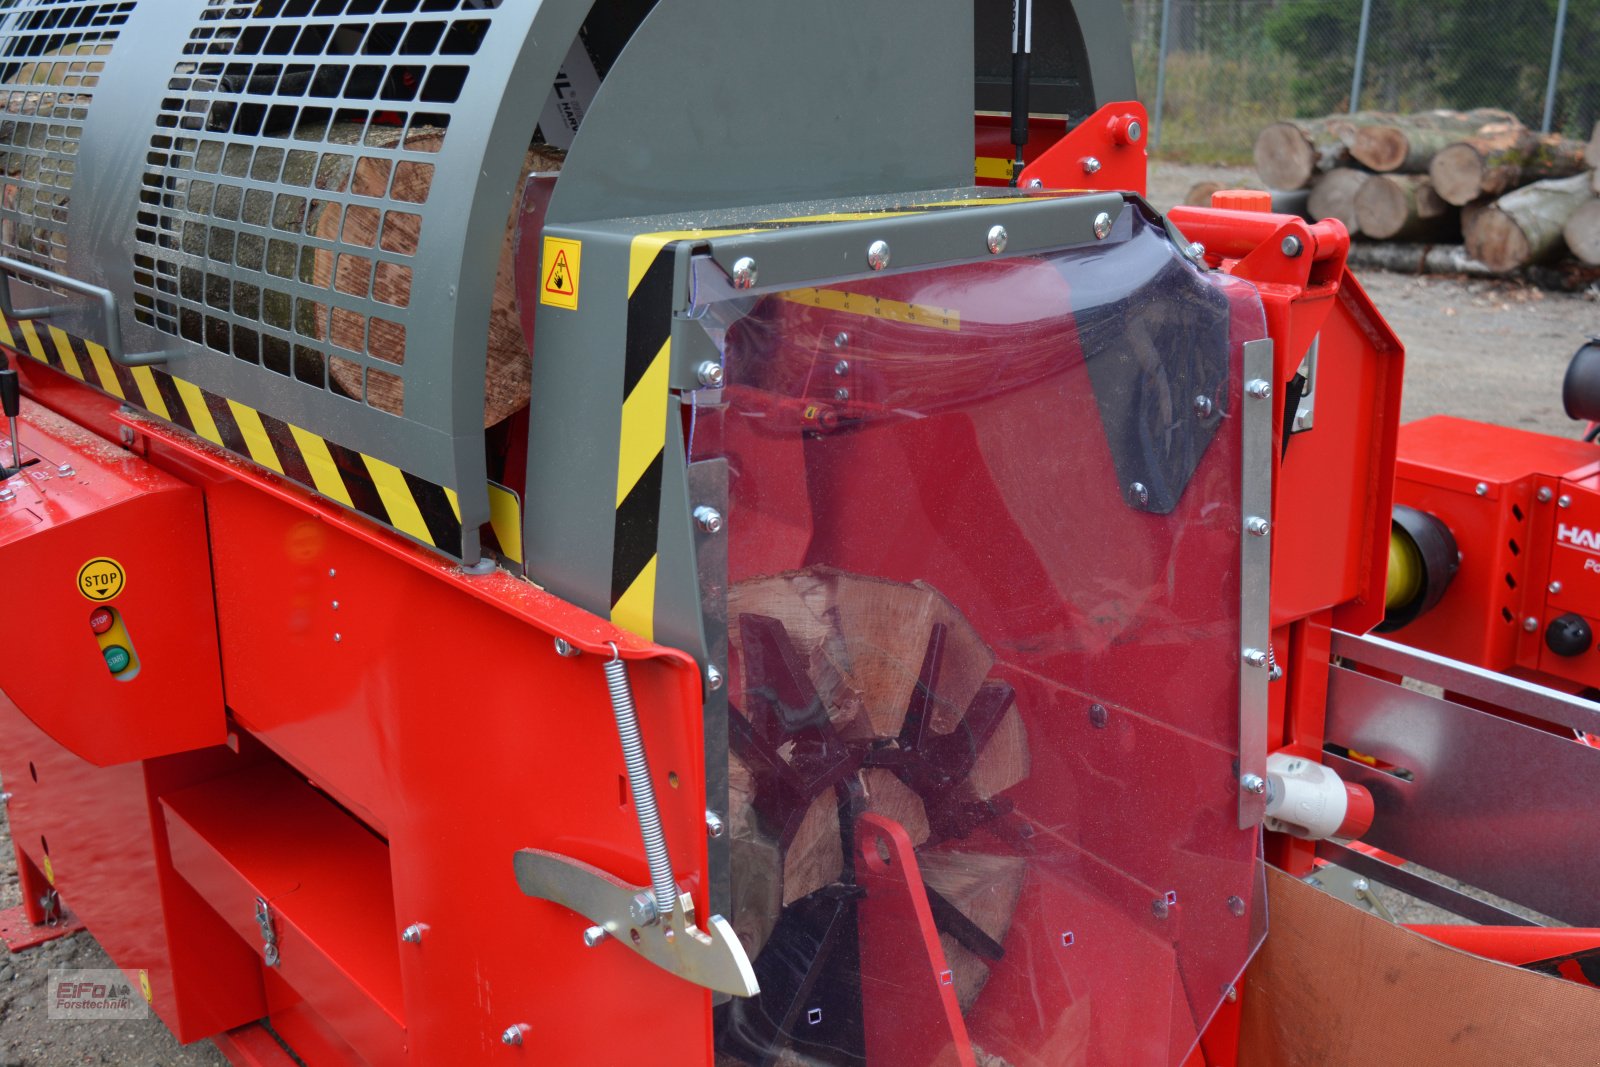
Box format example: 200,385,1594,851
89,607,115,635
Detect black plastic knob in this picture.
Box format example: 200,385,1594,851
0,367,16,420
1545,613,1593,657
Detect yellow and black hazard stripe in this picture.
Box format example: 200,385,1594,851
1,314,523,565
609,234,683,641
601,197,1068,637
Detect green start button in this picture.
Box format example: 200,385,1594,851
103,645,132,674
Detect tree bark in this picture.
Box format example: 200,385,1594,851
1563,198,1600,266
1350,108,1519,173
1465,172,1593,271
1344,240,1600,290
1429,126,1588,206
1354,174,1457,241
1344,241,1494,276
1253,114,1380,190
1307,168,1370,233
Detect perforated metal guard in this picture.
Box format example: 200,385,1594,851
0,0,129,278
132,0,501,418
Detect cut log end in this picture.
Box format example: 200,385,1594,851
1430,143,1486,206
1464,172,1593,272
1254,123,1318,191
1466,208,1533,272
1307,168,1369,233
1351,125,1408,172
1354,174,1455,241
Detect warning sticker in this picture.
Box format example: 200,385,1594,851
540,236,581,310
77,557,126,602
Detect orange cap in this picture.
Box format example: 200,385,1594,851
1211,189,1272,212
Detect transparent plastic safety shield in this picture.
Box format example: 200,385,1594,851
692,200,1269,1067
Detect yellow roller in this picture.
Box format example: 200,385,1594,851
1385,526,1425,612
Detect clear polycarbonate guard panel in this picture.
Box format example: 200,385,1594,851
690,201,1269,1067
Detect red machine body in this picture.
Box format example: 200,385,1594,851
1,86,1593,1066
1391,415,1600,693
1,385,717,1065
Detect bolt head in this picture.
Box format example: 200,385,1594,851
1241,773,1267,794
1193,394,1213,418
1088,703,1108,729
692,505,723,534
1246,516,1271,537
835,387,850,401
553,637,580,658
1227,894,1246,917
705,810,726,838
1082,156,1102,175
1281,235,1303,258
1126,119,1143,142
986,224,1008,254
1352,878,1370,893
1474,482,1488,497
1524,616,1539,632
833,332,850,348
629,892,659,927
1151,897,1171,920
1025,177,1043,189
1243,647,1268,669
501,1025,526,1046
1246,378,1273,400
866,240,891,271
1550,581,1563,594
706,664,724,691
583,925,611,948
1538,487,1554,502
1224,985,1238,1003
1092,212,1113,240
834,359,850,376
1559,494,1573,508
730,256,758,290
400,923,425,944
1128,481,1149,507
1186,241,1206,261
696,360,725,388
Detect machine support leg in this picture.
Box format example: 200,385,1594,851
15,842,47,926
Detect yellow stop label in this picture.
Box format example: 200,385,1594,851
77,557,126,602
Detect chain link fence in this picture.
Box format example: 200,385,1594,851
1125,0,1597,164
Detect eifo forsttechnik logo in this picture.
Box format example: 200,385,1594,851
48,969,149,1021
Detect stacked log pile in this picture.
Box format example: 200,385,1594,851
1226,109,1600,283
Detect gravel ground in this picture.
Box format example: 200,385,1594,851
0,836,225,1066
0,161,1594,1065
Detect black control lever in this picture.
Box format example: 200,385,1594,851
0,353,29,481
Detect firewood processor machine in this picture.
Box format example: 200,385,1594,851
0,1,1597,1064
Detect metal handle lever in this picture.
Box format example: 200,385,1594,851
0,256,167,367
512,646,758,997
513,848,758,997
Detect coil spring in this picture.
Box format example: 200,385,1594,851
603,653,679,921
